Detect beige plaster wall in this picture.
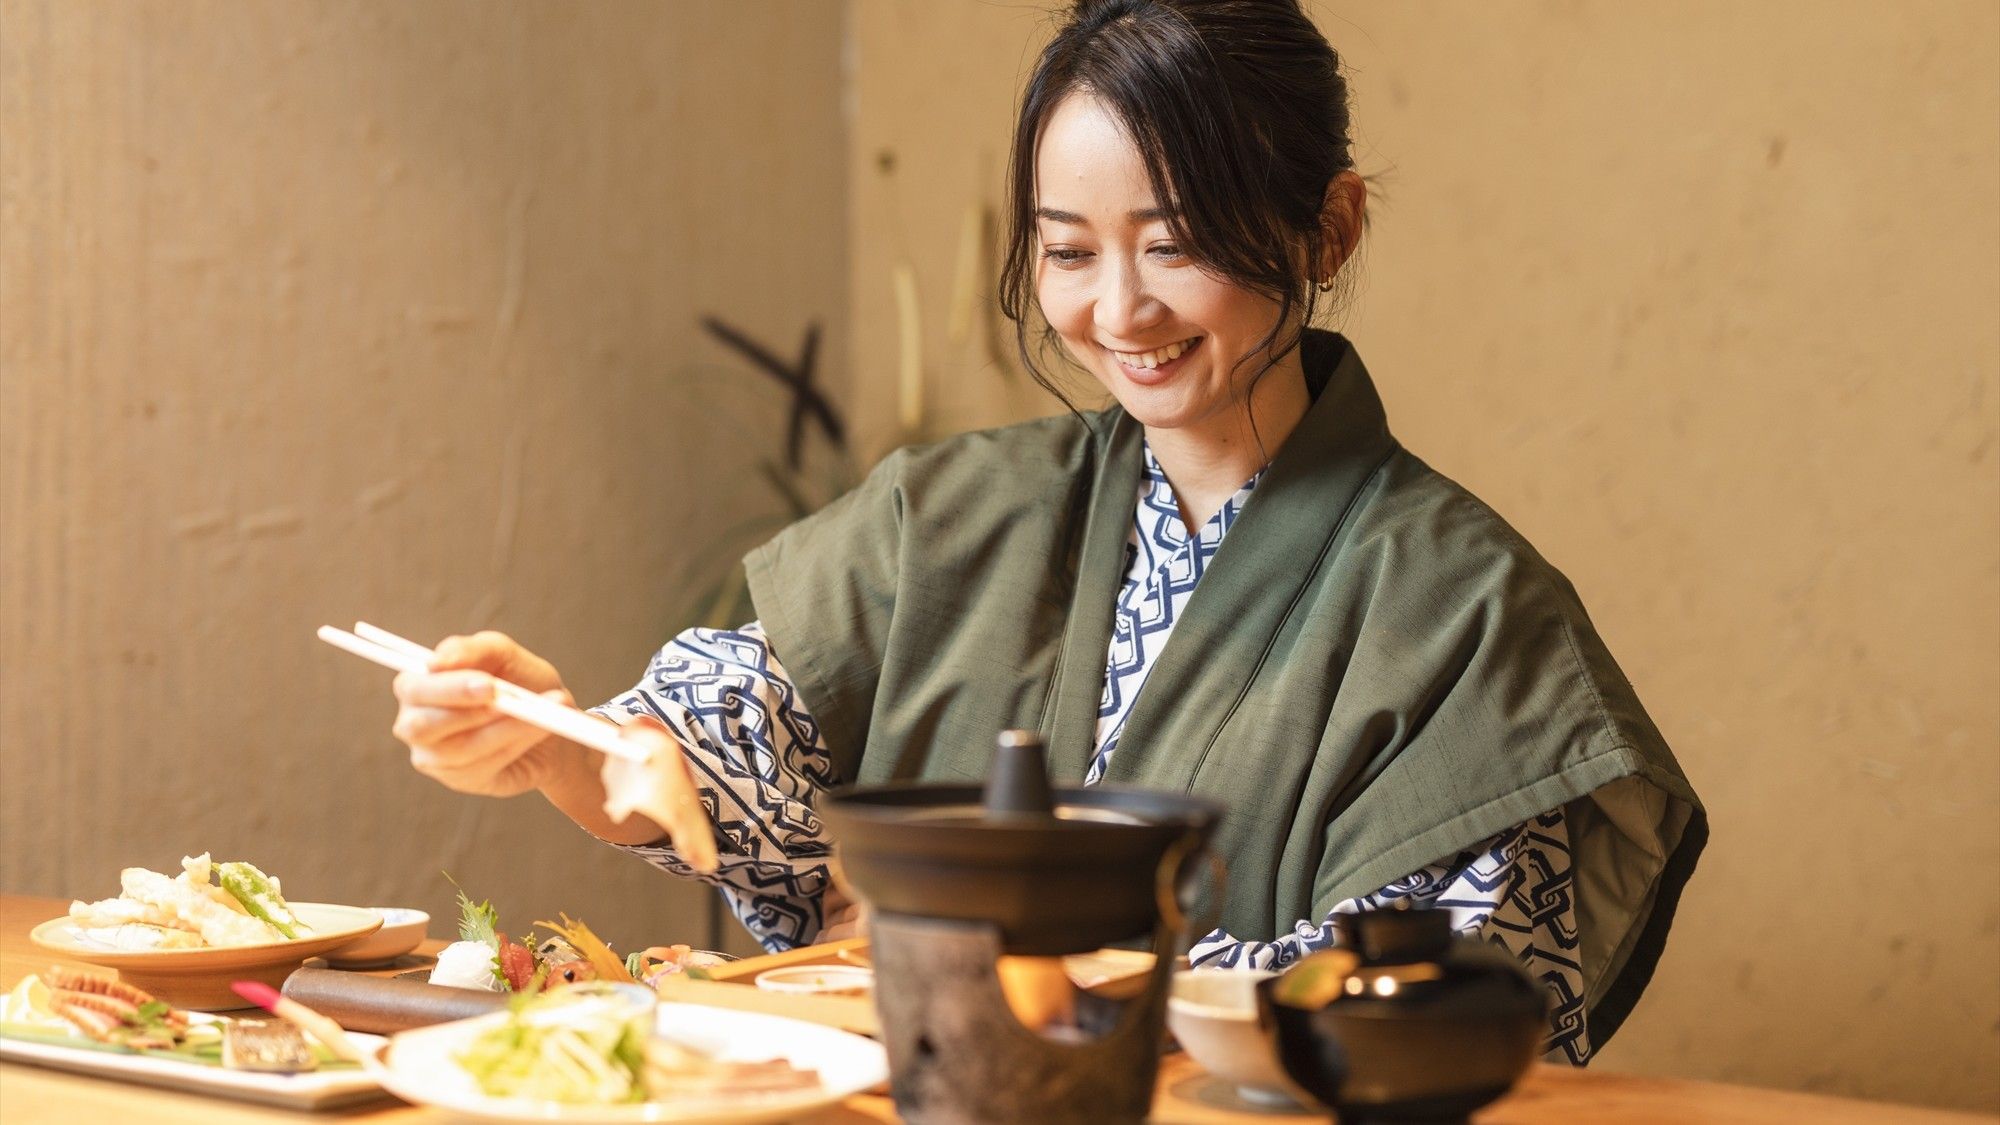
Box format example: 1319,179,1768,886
1,0,847,959
846,0,1999,1112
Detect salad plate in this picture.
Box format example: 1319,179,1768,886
29,902,382,1009
376,1000,891,1124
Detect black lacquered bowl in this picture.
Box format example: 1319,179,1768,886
1255,910,1546,1122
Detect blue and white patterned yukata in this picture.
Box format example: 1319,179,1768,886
592,443,1593,1064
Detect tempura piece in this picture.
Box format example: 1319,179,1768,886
120,865,280,947
75,923,206,952
217,860,313,939
181,853,254,914
65,855,311,950
68,894,179,929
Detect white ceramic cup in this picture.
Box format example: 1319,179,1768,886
1168,967,1309,1109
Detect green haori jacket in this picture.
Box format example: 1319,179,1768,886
745,331,1705,1043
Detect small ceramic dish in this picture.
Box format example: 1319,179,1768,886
1168,968,1309,1109
323,907,429,969
754,965,874,997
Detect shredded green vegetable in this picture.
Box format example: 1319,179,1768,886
453,991,650,1104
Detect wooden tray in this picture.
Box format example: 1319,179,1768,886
708,938,1158,992
702,937,871,984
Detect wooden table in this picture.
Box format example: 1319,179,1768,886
0,894,1982,1124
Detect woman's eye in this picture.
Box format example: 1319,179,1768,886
1041,247,1092,267
1149,243,1186,261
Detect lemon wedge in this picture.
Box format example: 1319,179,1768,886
1,973,69,1030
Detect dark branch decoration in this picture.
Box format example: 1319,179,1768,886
699,316,845,470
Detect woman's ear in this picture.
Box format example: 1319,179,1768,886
1317,171,1368,282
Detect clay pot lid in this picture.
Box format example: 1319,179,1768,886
820,731,1223,954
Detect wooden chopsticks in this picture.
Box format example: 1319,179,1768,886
316,622,650,763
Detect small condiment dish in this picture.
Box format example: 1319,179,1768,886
754,965,874,997
324,908,429,969
1168,968,1309,1109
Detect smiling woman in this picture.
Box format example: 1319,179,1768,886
381,0,1705,1071
1000,0,1368,526
1026,90,1329,526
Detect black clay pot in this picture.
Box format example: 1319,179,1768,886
1255,906,1545,1123
818,731,1223,956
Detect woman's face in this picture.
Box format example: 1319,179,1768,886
1033,93,1293,440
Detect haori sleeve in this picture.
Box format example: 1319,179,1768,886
1187,809,1591,1064
589,621,842,952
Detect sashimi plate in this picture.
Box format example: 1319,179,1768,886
376,1001,891,1124
29,902,382,1009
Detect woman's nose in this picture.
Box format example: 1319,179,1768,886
1093,259,1164,340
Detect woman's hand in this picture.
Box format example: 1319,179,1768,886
816,860,868,943
391,631,572,798
388,631,719,870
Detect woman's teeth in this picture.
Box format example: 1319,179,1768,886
1111,337,1199,369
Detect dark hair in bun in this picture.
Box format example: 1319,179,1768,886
997,0,1359,405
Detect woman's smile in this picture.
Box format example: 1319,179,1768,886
1107,335,1203,386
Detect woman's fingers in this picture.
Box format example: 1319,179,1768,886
429,631,512,672
390,670,500,762
429,631,563,695
602,717,719,874
391,699,506,747
392,668,495,709
419,715,535,770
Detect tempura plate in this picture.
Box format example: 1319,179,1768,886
28,902,382,1009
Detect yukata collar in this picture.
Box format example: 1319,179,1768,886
1042,331,1399,783
1133,442,1263,561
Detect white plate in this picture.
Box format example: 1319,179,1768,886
0,1013,389,1111
377,1002,890,1124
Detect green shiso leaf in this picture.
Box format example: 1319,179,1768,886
443,871,500,952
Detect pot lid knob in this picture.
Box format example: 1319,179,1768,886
982,730,1056,818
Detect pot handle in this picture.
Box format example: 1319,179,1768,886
1154,832,1228,937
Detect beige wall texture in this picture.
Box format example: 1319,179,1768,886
1,0,847,959
846,0,1999,1113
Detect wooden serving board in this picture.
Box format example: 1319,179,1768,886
701,937,871,983
652,976,880,1037
706,938,1159,992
